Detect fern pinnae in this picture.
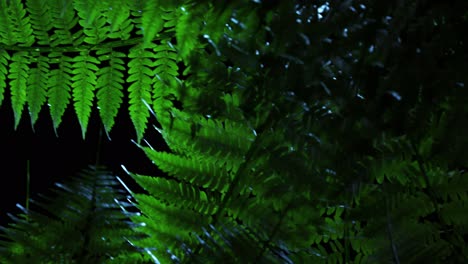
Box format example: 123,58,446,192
127,43,155,142
0,2,16,46
175,5,203,62
141,1,164,47
143,147,232,193
0,49,9,106
49,0,80,46
9,51,29,129
74,0,108,45
27,53,49,128
131,173,219,216
96,48,125,136
71,50,99,138
5,0,34,47
47,52,73,134
153,40,179,84
26,0,53,46
103,0,133,40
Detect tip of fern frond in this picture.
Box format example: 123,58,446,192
104,128,112,141
52,125,59,137
13,119,20,131
130,139,143,149
152,125,163,134
120,165,131,176
143,139,154,150
79,124,87,140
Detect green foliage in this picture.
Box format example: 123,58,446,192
47,52,73,133
8,51,29,129
0,166,146,263
26,52,48,127
0,0,467,263
96,48,126,135
122,0,468,263
0,0,183,140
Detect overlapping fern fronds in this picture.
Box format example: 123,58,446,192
121,1,468,263
0,166,149,263
0,0,206,141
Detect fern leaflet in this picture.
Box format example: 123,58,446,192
103,0,132,40
0,49,9,106
2,0,34,46
49,0,81,46
26,0,52,46
27,53,49,128
71,50,99,138
96,48,125,136
8,51,29,129
127,43,154,142
47,52,73,133
74,0,108,44
141,1,164,47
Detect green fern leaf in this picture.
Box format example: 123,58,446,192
71,51,99,138
8,52,29,129
152,40,179,110
49,0,81,46
0,3,17,45
127,43,154,142
141,1,164,46
96,48,125,135
142,147,231,193
128,0,144,34
2,0,34,46
0,49,9,106
74,0,108,44
103,0,133,40
131,193,204,262
132,173,219,215
175,6,202,61
0,166,138,263
26,0,53,45
27,54,49,128
47,52,73,133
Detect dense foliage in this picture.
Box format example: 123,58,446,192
0,0,467,263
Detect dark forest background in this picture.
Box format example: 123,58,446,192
0,0,467,262
0,95,163,226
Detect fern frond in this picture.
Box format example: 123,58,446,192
152,39,179,108
0,2,16,46
8,51,29,129
71,50,99,138
0,166,137,263
130,193,206,263
47,52,73,133
103,0,133,40
141,1,164,46
96,48,125,135
27,53,49,128
0,49,9,106
127,43,154,142
175,6,202,61
26,0,53,45
142,148,232,193
0,0,34,46
159,111,254,172
49,0,81,46
74,0,108,44
132,173,220,216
